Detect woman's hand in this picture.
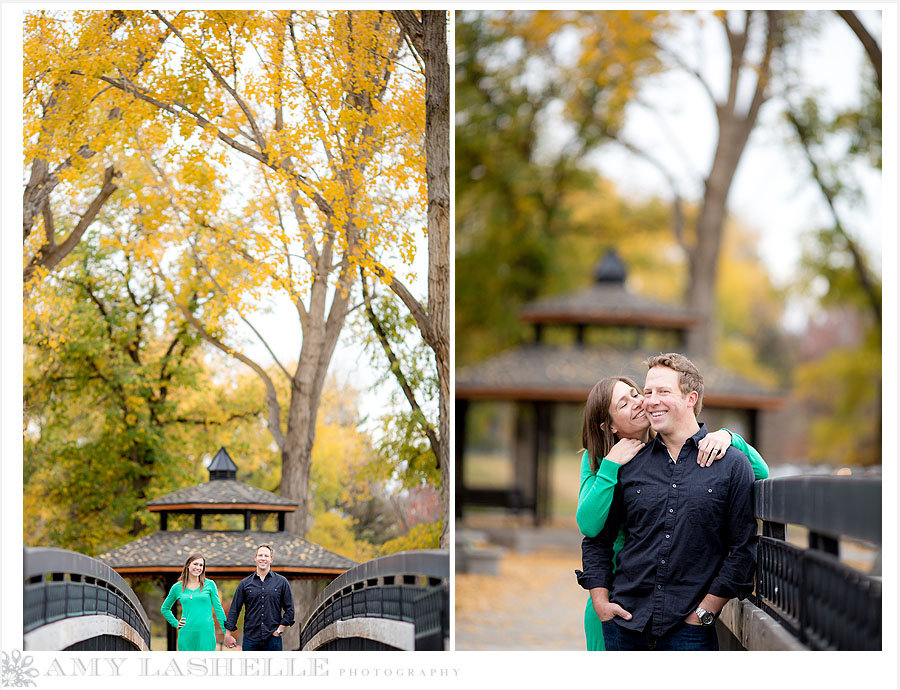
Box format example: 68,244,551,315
697,429,732,467
605,438,645,466
177,616,186,629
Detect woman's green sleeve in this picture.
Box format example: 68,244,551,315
726,429,770,480
208,579,228,634
575,449,620,538
160,583,180,628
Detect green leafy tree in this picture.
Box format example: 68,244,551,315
783,11,881,466
24,237,265,554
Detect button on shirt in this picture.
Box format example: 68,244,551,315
578,424,756,638
225,570,294,641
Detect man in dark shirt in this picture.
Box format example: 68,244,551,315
224,543,294,651
578,353,756,650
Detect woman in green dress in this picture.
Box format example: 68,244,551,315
161,552,227,651
576,376,770,651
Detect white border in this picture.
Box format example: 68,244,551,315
3,4,898,689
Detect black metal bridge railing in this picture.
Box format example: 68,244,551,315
24,547,151,651
300,549,449,651
749,476,881,651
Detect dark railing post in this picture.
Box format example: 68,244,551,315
455,398,468,520
535,401,552,525
808,532,839,556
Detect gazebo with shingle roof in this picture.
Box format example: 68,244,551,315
99,447,355,650
455,249,783,523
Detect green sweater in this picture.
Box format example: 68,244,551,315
161,578,227,652
576,429,769,538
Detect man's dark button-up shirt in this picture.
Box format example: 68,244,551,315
225,569,294,641
578,424,756,638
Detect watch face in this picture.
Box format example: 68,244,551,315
700,612,715,626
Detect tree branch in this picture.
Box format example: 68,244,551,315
186,236,294,383
615,136,686,249
744,11,779,125
173,410,262,425
836,10,881,91
786,110,881,323
177,303,287,450
90,70,335,218
366,257,437,351
361,273,439,466
24,165,120,295
152,10,268,152
391,10,424,55
652,38,717,106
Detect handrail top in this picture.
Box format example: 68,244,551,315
754,476,881,545
24,547,151,630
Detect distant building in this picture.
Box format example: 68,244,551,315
455,249,782,523
99,447,354,650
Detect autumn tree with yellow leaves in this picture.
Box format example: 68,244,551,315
24,10,447,540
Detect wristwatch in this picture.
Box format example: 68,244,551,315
695,606,716,626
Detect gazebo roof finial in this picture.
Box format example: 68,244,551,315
208,446,238,481
593,248,627,284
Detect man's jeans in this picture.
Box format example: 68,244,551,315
602,619,718,651
241,634,283,651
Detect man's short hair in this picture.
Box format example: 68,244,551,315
645,352,704,416
256,543,274,556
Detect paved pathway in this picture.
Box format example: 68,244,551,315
455,530,588,651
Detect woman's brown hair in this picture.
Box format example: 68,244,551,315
177,552,207,589
581,376,642,473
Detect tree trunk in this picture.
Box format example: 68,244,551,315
422,11,450,549
684,10,781,358
685,114,753,357
280,265,351,537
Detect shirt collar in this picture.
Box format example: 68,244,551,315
690,423,709,446
649,422,708,450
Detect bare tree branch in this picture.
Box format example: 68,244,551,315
366,258,436,350
176,302,287,450
362,273,439,466
186,237,294,383
615,136,686,248
786,110,882,323
836,10,881,90
24,165,120,295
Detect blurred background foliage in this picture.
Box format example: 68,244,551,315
455,9,882,468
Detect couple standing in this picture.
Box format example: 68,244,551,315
576,353,768,651
161,543,294,651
